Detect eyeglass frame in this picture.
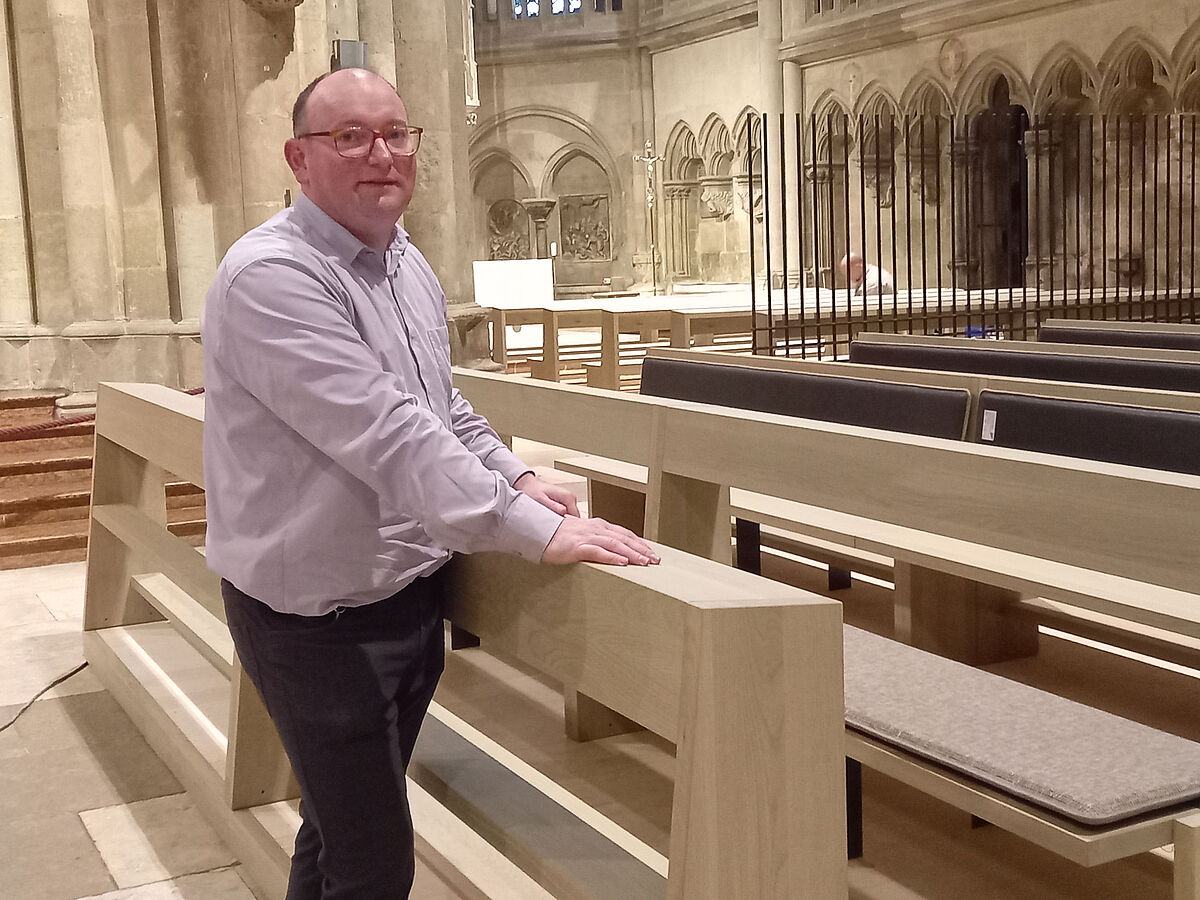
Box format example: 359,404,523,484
296,124,424,159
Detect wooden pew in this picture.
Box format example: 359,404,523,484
566,349,1200,659
81,381,847,900
850,331,1200,392
1040,318,1200,352
455,368,1200,897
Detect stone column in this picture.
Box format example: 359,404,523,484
949,136,978,289
630,46,654,289
0,0,32,324
521,197,556,258
358,0,397,80
804,162,833,287
90,0,170,324
392,0,488,363
781,60,803,286
227,1,298,232
663,182,693,280
150,1,242,323
1024,125,1059,289
758,0,783,286
49,0,121,324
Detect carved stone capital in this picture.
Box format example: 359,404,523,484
242,0,305,13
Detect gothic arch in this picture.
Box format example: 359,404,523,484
899,74,952,119
852,83,900,120
1173,20,1200,111
469,147,534,194
731,106,762,175
953,56,1033,116
697,114,733,176
1097,31,1173,114
540,143,610,198
468,105,622,194
811,93,855,159
663,121,703,181
1032,44,1100,115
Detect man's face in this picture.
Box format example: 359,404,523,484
284,70,417,243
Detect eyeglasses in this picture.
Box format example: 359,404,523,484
297,124,423,158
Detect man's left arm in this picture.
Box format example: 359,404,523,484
448,386,580,516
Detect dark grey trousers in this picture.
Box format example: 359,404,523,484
222,573,445,900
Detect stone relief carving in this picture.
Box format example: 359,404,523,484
559,194,611,261
700,182,734,220
487,199,531,260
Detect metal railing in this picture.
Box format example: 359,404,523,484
747,112,1200,357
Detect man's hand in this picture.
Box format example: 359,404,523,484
542,516,660,567
513,472,580,517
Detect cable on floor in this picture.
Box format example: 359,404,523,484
0,661,89,733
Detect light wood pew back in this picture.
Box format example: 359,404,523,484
459,369,1200,596
81,382,847,900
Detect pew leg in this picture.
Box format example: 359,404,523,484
894,562,1038,665
846,758,863,860
1174,813,1200,900
564,689,642,742
448,623,480,650
828,567,853,591
734,518,761,575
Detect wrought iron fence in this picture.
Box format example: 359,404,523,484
747,112,1200,357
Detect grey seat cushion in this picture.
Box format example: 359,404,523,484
844,626,1200,825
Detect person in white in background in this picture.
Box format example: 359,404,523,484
840,252,895,296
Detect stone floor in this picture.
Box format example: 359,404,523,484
0,560,260,900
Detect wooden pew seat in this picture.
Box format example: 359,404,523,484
844,624,1200,878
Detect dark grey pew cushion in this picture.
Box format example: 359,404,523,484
640,356,969,440
1040,324,1200,352
848,341,1200,393
844,626,1200,825
977,390,1200,476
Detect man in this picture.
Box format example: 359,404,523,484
201,68,657,899
839,252,894,296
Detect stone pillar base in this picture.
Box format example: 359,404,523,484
448,305,501,371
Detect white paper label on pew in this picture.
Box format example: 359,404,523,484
981,409,997,442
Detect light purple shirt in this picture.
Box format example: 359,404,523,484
201,193,562,615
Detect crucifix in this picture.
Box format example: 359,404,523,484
634,139,662,295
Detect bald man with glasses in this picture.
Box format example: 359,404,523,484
201,68,657,899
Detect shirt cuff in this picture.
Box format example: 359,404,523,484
498,492,564,562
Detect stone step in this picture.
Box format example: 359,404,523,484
0,476,205,517
0,453,93,478
0,421,95,449
0,513,206,570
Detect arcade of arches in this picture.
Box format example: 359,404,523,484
2,0,1200,389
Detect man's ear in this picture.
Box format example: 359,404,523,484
284,138,308,186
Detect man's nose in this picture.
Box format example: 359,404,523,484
367,134,392,164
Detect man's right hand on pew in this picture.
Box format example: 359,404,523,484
542,516,660,567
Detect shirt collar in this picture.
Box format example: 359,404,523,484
292,192,411,272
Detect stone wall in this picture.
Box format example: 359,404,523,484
0,0,478,392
